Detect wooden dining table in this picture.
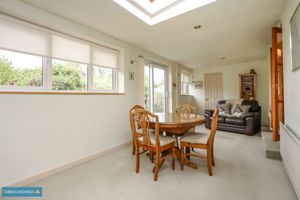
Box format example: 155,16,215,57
149,113,206,169
150,113,205,136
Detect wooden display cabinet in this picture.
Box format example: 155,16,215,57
239,74,257,100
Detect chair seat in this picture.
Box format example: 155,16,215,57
180,132,209,144
138,133,175,146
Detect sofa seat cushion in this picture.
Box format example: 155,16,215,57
211,116,226,123
225,117,245,125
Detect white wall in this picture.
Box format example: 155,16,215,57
192,59,270,126
282,0,300,139
279,1,300,197
280,124,300,199
0,0,178,187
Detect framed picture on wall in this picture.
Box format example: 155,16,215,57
192,81,203,89
290,1,300,71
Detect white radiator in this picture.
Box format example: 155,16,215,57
280,123,300,199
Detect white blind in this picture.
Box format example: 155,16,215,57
0,16,119,68
181,71,191,84
92,46,118,68
0,19,50,56
51,35,90,64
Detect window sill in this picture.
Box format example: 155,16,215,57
181,94,192,96
0,91,125,95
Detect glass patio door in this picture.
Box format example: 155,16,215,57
144,62,168,114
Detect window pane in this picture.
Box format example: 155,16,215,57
52,59,87,90
153,67,165,113
144,65,150,110
0,49,43,87
92,66,113,90
181,83,189,95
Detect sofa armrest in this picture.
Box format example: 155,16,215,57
244,112,260,118
245,117,256,135
204,110,214,129
245,113,261,135
205,110,214,117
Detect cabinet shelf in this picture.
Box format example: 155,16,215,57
239,73,257,100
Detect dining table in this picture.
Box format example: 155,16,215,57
149,113,206,169
150,113,205,135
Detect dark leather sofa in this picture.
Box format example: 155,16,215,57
205,100,261,136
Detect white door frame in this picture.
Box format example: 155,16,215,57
145,62,169,114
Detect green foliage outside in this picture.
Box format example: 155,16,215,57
93,67,113,90
144,71,150,110
0,56,112,91
52,62,87,90
144,68,165,113
0,56,42,87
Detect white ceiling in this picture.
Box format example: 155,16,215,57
21,0,286,68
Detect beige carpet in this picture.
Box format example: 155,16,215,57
28,126,297,200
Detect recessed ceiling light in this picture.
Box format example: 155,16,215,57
194,25,202,29
113,0,217,26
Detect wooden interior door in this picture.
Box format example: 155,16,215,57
271,27,284,141
204,73,223,110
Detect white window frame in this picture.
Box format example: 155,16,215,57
181,82,190,95
0,15,120,93
0,49,118,93
180,70,192,95
0,49,47,91
90,65,117,92
144,62,169,114
50,58,89,92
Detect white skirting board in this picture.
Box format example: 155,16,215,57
280,123,300,199
3,141,131,187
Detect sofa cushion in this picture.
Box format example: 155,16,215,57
225,117,245,125
218,103,231,116
211,116,226,123
242,100,259,112
232,105,251,117
225,99,243,114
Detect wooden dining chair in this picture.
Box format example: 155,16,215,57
129,105,144,155
131,109,176,181
176,104,197,118
179,108,219,176
175,104,197,148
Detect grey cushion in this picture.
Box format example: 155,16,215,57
138,133,175,146
232,104,251,117
218,103,231,116
180,132,209,144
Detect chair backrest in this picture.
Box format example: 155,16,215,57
207,108,219,146
129,105,144,136
131,109,161,148
176,104,197,118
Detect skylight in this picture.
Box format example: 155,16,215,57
113,0,217,26
133,0,177,14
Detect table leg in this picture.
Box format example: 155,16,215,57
175,141,198,170
184,160,198,169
